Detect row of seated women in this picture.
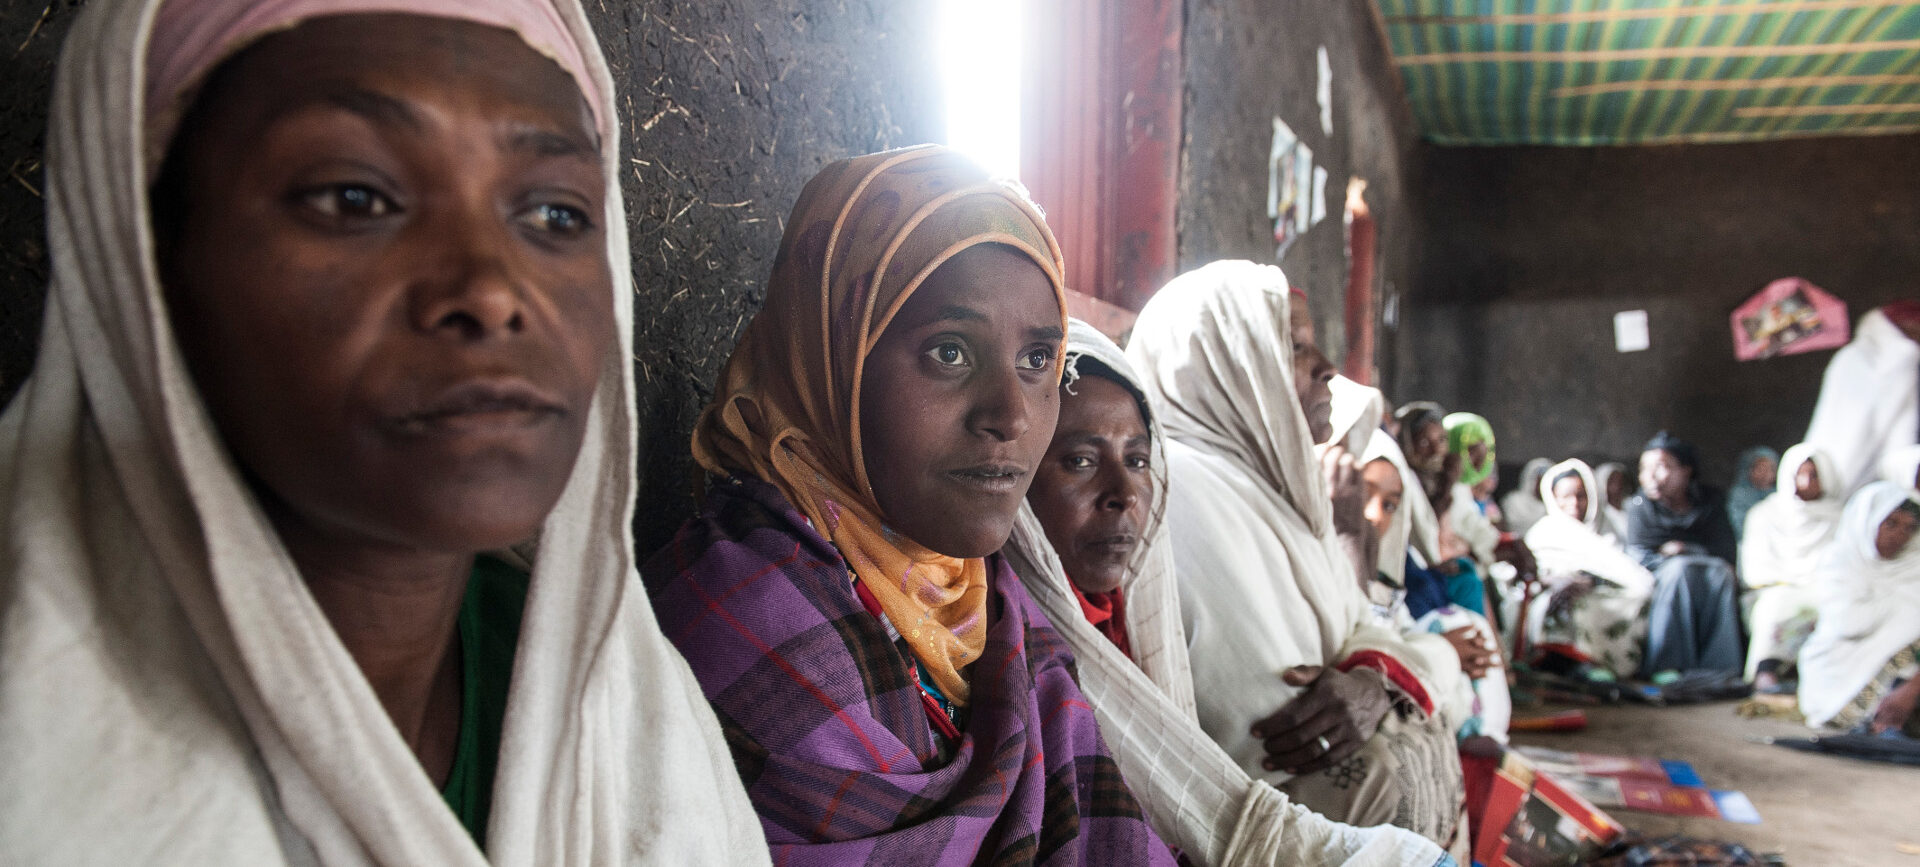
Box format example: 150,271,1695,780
2,0,1482,863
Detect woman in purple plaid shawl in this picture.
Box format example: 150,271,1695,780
644,146,1175,865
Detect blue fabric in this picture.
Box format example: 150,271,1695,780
1640,554,1744,677
1402,555,1453,620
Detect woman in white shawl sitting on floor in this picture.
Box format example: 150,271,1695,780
1796,482,1920,736
1005,320,1449,866
0,0,764,861
1125,260,1467,856
1740,444,1844,691
1518,460,1654,680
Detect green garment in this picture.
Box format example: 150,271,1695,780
439,555,528,847
1444,412,1497,487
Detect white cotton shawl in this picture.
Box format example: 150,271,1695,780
1796,482,1920,727
1523,460,1654,599
1741,444,1843,591
1005,320,1444,867
1447,483,1501,566
1325,375,1385,458
1361,429,1415,584
0,1,769,863
1594,462,1630,544
1125,261,1450,786
1881,443,1920,490
1805,309,1920,500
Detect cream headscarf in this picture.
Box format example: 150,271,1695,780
692,145,1067,706
1741,444,1844,591
1805,308,1920,500
0,0,766,863
1004,321,1447,867
1880,443,1920,490
1797,482,1920,726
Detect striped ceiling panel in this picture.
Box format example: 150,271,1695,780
1372,0,1920,145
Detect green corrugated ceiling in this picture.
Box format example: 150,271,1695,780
1372,0,1920,145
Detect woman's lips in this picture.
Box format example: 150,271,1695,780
1082,533,1140,557
946,464,1029,495
390,379,568,435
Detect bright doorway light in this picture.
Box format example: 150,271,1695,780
939,0,1023,180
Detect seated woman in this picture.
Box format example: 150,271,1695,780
645,147,1175,864
1441,413,1501,573
1008,320,1449,865
1594,462,1632,542
1728,446,1780,542
1500,458,1556,536
1626,431,1744,676
1805,303,1920,503
1359,432,1509,742
1796,482,1920,736
1519,461,1655,680
1127,261,1467,856
1,0,762,861
1741,445,1843,690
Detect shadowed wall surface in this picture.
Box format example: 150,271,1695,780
0,0,942,557
1396,134,1920,486
1179,0,1424,373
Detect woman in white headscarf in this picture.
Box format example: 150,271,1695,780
1006,321,1449,867
1127,261,1467,856
1519,460,1655,680
0,0,765,862
1804,304,1920,501
1594,462,1632,542
1740,445,1844,688
1500,458,1556,536
1796,482,1920,734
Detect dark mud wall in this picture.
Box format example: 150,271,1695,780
1178,0,1422,370
1396,135,1920,485
0,0,941,556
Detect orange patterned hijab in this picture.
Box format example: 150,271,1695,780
693,146,1066,704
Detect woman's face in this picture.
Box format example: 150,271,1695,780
1552,474,1588,521
1875,507,1919,560
155,16,612,556
1027,373,1153,594
859,245,1062,558
1639,449,1690,504
1286,301,1335,445
1361,458,1403,539
1465,440,1489,471
1409,420,1447,471
1795,460,1823,501
1748,456,1777,490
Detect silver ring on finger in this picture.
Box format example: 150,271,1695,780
1315,734,1331,754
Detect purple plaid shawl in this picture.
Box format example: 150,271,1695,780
645,478,1174,866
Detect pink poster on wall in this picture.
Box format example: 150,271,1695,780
1730,277,1850,361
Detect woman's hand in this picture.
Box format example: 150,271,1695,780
1871,675,1920,734
1323,445,1368,537
1442,625,1499,679
1251,665,1391,776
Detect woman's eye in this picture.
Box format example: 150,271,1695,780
1064,455,1095,470
519,202,595,237
1126,456,1151,470
1016,347,1054,371
298,184,397,220
926,342,970,367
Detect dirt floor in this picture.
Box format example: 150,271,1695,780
1508,701,1919,866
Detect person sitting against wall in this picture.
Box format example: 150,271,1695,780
1501,458,1556,536
1441,414,1502,576
1359,430,1511,742
1007,320,1451,866
1728,447,1780,543
1626,431,1744,676
1740,445,1843,693
1129,260,1468,858
1393,402,1456,511
1595,462,1633,542
1804,302,1920,503
1796,482,1920,737
0,0,768,861
1518,461,1655,680
645,146,1177,864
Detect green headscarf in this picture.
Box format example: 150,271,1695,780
1445,412,1497,488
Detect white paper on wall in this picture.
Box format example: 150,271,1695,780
1310,166,1328,226
1317,46,1334,137
1614,310,1650,353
